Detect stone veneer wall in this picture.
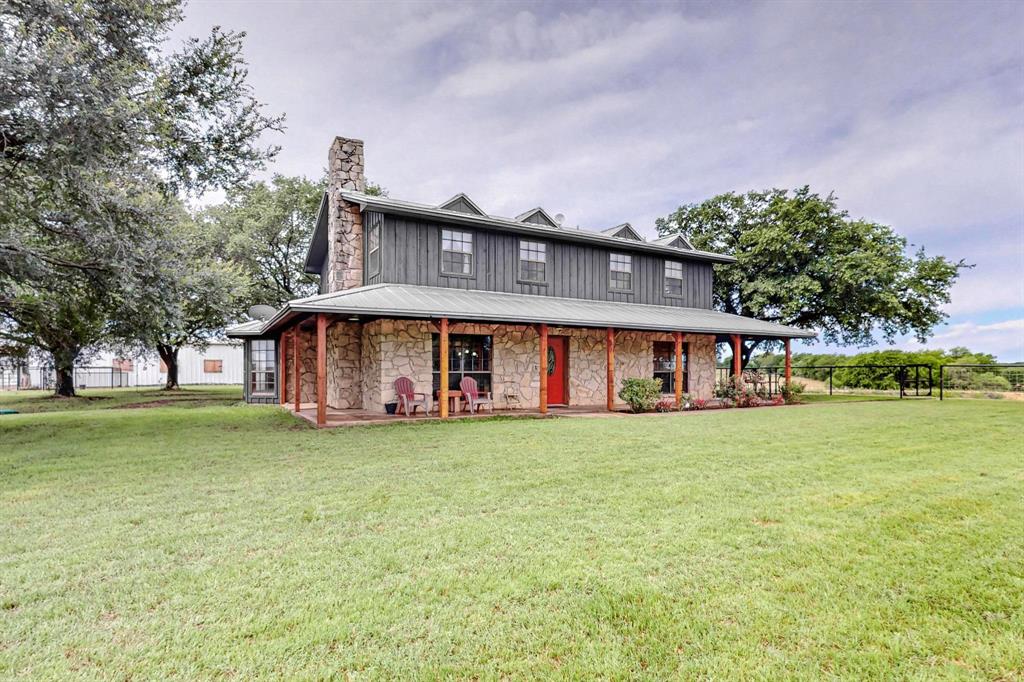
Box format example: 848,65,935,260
327,321,361,408
351,320,718,413
326,136,365,293
283,327,318,405
360,319,434,411
686,333,717,400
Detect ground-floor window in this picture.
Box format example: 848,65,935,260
249,340,276,396
653,341,687,393
432,334,492,393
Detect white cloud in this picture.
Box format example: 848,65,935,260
918,319,1024,360
172,0,1024,345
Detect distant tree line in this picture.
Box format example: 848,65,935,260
746,348,1009,391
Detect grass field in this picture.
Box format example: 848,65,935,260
0,385,241,413
1,393,1022,679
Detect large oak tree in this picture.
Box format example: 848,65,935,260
0,0,283,395
656,187,966,367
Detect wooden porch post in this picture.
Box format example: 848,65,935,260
731,334,742,378
674,331,684,407
279,331,288,405
293,323,302,412
606,327,615,411
538,323,549,414
784,338,792,388
439,317,449,419
316,313,327,427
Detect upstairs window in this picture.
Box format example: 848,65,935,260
609,253,632,291
441,229,474,276
664,260,684,296
367,220,380,275
519,240,547,283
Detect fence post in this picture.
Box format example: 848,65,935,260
915,366,920,397
939,366,943,401
829,367,833,396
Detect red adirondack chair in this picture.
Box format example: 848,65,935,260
459,376,494,414
394,376,430,415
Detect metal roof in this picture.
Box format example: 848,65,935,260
652,233,695,249
601,223,645,241
227,283,816,340
304,191,734,274
224,319,266,337
338,191,736,264
513,206,559,227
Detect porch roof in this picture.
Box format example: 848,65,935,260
227,283,816,340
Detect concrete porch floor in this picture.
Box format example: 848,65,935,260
290,402,626,427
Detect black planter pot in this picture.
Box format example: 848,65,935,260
384,402,398,415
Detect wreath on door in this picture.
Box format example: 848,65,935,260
547,347,556,375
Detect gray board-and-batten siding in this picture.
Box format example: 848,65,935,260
365,211,714,309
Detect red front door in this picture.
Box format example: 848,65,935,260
547,336,569,405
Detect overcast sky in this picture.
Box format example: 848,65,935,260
173,0,1024,360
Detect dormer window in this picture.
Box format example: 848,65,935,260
664,260,683,296
609,253,632,291
441,229,474,276
518,240,547,283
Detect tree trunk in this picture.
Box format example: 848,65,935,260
157,344,180,390
740,339,761,371
51,347,79,397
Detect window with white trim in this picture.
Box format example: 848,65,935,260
664,260,683,296
609,253,632,291
367,221,380,275
441,229,474,275
519,240,547,283
249,340,276,395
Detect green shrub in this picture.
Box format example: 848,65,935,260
779,380,805,404
618,378,662,413
714,376,739,400
969,373,1012,391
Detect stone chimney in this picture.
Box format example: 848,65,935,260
326,136,366,292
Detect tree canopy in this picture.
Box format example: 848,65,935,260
202,175,325,308
0,0,282,394
203,175,388,309
656,187,966,364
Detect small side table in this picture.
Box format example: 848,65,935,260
435,389,463,414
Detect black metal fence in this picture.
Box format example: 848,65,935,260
0,365,132,391
716,363,934,398
939,363,1024,400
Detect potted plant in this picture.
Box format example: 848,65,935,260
655,398,675,413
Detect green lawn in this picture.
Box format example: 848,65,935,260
0,384,241,413
1,397,1021,679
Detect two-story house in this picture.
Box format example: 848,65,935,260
228,136,814,425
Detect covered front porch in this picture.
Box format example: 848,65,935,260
293,402,621,428
277,314,797,428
